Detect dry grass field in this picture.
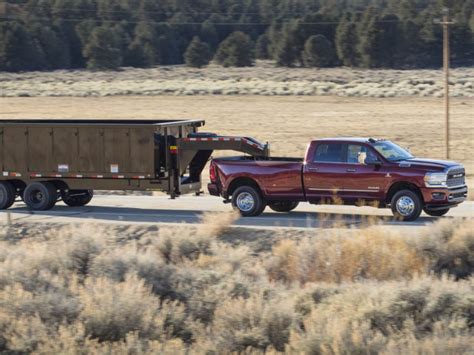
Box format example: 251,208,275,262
1,64,473,98
0,215,472,353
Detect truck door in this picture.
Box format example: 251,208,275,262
340,144,388,203
303,142,347,202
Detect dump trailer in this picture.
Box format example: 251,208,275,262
0,119,269,210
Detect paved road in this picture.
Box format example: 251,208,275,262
2,195,473,230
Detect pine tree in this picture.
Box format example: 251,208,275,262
255,33,271,59
83,26,122,70
274,22,298,67
28,24,71,70
302,35,337,67
184,36,211,68
214,31,254,67
335,13,359,67
127,22,158,67
357,7,382,68
0,22,44,72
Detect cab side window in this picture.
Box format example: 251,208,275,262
314,143,344,163
347,144,378,164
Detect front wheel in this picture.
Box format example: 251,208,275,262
231,186,266,217
61,190,93,207
423,207,450,217
390,190,422,221
268,201,299,213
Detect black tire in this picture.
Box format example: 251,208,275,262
231,185,266,217
23,182,57,211
423,207,450,217
0,181,16,210
61,190,93,207
390,189,422,221
268,201,299,213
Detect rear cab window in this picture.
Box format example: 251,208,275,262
313,143,344,163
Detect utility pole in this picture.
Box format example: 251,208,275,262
435,8,454,159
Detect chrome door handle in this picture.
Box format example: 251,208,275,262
346,168,356,172
307,167,319,172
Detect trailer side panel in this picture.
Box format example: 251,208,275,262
4,127,28,173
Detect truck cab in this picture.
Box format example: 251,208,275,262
209,138,468,221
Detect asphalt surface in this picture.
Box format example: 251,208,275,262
2,195,473,231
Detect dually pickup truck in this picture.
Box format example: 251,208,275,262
208,138,468,221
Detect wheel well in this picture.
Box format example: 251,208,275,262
386,182,422,204
227,177,262,197
7,180,26,195
49,180,69,191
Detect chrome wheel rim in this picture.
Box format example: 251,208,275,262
236,192,255,212
396,196,415,216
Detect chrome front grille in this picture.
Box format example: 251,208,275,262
447,167,465,188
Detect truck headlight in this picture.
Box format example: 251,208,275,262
424,172,448,188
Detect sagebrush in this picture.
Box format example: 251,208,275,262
0,216,472,354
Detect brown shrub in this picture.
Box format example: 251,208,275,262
267,228,425,284
417,218,474,279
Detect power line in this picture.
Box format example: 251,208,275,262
0,15,402,26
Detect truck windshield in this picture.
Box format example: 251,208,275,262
372,141,414,161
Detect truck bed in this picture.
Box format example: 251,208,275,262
213,156,305,199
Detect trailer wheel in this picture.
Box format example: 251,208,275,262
390,189,422,221
231,186,266,217
0,181,16,210
61,190,93,207
23,182,57,211
268,201,299,213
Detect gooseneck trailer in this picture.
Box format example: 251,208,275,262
0,119,269,210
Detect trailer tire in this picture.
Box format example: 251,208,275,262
0,181,16,210
390,189,422,221
23,182,57,211
62,190,93,207
232,186,266,217
268,201,299,213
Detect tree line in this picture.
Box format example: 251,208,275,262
0,0,473,72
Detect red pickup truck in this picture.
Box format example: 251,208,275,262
208,138,468,221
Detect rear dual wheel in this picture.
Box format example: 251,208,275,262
268,201,299,213
423,207,450,217
232,186,266,217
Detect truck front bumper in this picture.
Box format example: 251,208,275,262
422,185,468,210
